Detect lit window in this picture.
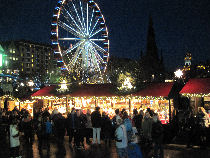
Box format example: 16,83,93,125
13,50,15,53
13,57,16,60
16,58,18,60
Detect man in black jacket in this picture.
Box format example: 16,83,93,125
66,108,76,146
91,107,101,145
151,114,164,158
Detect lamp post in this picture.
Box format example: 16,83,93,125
174,69,183,78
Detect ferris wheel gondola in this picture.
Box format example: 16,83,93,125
51,0,109,83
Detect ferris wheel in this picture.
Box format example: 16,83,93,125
51,0,109,82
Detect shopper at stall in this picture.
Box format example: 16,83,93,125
10,119,21,158
91,107,102,145
196,107,209,148
66,108,77,147
53,112,66,156
85,109,92,145
0,111,8,147
79,109,87,148
42,108,51,119
22,114,34,145
115,118,128,158
112,109,121,138
35,115,44,155
101,112,112,146
122,111,133,143
44,117,52,152
112,109,121,129
142,112,153,141
132,109,143,135
151,113,164,158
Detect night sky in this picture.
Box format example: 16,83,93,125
1,0,210,71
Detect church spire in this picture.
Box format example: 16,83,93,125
146,16,159,60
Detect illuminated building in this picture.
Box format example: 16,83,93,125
0,40,56,79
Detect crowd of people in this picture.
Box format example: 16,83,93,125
2,106,209,158
0,106,167,158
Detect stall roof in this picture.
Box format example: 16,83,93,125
132,82,174,97
69,84,116,97
31,85,56,97
180,78,210,94
31,84,117,98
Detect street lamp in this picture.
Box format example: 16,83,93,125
174,69,183,78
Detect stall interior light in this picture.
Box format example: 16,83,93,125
181,93,210,98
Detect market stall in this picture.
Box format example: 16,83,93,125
131,82,174,124
67,84,129,117
31,85,65,114
180,78,210,116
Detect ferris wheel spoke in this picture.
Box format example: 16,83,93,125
90,39,106,41
62,6,85,37
86,3,89,35
71,1,86,33
68,46,83,69
88,9,94,34
94,49,104,64
90,41,107,53
81,44,89,70
90,43,104,65
91,50,103,74
58,21,82,37
59,37,81,41
89,18,99,36
90,28,104,38
63,40,85,56
79,1,86,32
92,48,103,73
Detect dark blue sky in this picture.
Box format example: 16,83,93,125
1,0,210,71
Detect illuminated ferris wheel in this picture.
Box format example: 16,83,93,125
51,0,109,83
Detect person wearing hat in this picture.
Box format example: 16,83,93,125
91,107,102,145
115,118,128,158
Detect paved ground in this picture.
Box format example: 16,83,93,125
1,135,210,158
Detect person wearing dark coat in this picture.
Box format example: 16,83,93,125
22,114,34,145
66,108,77,146
53,113,66,155
186,112,196,148
151,114,164,158
101,112,112,146
132,109,143,135
0,111,8,146
91,107,102,144
34,115,45,155
85,109,92,144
